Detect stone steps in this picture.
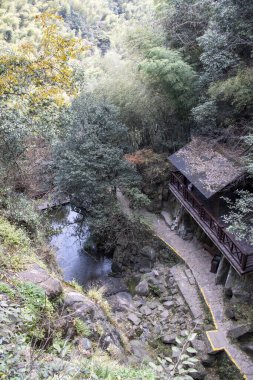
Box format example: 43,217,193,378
170,264,204,322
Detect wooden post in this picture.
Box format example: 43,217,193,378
217,226,224,242
241,254,247,270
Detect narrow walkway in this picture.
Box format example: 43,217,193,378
170,264,205,322
117,190,253,380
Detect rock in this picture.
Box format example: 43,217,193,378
81,338,92,350
191,364,207,380
135,280,149,296
103,335,112,348
144,273,158,285
63,292,95,319
158,304,164,312
102,277,129,296
240,343,253,355
163,301,174,310
130,340,151,362
224,306,236,320
201,354,216,368
141,246,157,262
161,210,172,227
166,276,175,286
177,317,185,325
134,300,144,308
154,325,162,335
139,306,152,316
147,301,159,310
64,292,88,306
110,292,133,312
17,263,62,298
152,270,159,277
225,267,253,304
111,262,122,274
160,310,169,320
162,334,176,344
127,313,141,326
192,339,207,354
139,268,151,273
161,295,173,302
227,323,253,339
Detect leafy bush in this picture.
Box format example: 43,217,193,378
0,216,32,270
16,281,54,342
0,193,44,240
0,282,15,298
223,190,253,245
74,318,91,337
126,187,151,209
0,216,30,251
0,299,29,379
149,331,199,380
17,281,54,317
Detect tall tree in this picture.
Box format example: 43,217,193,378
55,93,139,248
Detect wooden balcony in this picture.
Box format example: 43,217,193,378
169,172,253,275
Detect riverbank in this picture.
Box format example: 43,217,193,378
0,197,249,380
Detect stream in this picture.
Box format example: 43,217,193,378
49,205,112,286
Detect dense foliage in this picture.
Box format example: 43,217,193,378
0,0,253,240
55,94,141,249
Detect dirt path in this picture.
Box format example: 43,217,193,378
117,190,253,380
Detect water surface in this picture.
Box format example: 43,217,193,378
49,205,112,286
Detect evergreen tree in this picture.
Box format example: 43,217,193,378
55,93,139,248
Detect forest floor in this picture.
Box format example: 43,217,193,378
117,190,253,380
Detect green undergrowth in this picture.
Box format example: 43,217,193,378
0,190,59,275
0,216,34,271
87,286,131,352
0,281,155,380
70,354,155,380
216,352,244,380
229,302,253,324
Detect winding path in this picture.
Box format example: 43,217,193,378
117,190,253,380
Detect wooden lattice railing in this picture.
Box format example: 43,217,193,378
169,171,253,273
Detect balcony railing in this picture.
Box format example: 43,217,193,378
169,171,253,274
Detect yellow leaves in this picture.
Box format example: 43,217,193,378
0,12,89,107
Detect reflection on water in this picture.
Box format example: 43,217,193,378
49,205,112,286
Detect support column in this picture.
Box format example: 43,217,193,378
215,255,230,285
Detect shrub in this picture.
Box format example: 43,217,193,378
0,216,32,270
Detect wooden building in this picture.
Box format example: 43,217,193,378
168,138,253,275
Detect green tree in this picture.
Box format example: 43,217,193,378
55,93,139,248
139,47,196,113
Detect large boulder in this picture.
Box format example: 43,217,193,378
140,246,157,262
17,263,62,298
63,291,96,319
191,363,207,380
130,340,151,362
227,323,253,339
109,292,134,312
240,343,253,356
225,267,253,304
